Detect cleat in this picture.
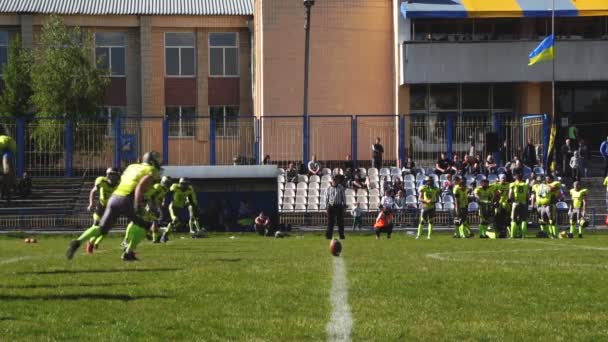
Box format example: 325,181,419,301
567,233,574,239
578,234,583,238
426,236,431,240
339,235,346,240
415,236,420,240
121,251,138,261
66,240,81,260
160,233,169,243
85,242,94,254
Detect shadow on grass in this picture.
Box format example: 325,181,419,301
0,282,139,289
0,317,16,321
210,258,242,263
15,268,182,275
0,294,169,302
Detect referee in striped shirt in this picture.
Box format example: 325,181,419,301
325,175,346,240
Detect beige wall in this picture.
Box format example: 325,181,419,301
256,0,395,116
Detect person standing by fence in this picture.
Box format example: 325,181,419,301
325,175,346,240
600,137,608,177
372,137,384,169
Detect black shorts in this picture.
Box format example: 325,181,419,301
569,208,582,223
420,208,436,222
99,194,152,234
511,203,528,222
375,224,393,235
456,208,468,223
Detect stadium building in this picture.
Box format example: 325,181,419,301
0,1,606,171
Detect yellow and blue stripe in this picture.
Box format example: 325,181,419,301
528,35,555,66
401,0,608,19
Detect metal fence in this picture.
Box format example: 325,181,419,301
1,114,549,177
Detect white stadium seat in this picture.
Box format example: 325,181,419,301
320,182,330,190
369,189,380,197
468,202,479,212
356,189,368,197
283,197,295,205
358,203,369,211
297,182,308,190
308,189,319,197
435,203,443,211
404,181,415,189
297,175,309,183
556,202,568,210
346,196,356,205
369,202,380,210
368,168,378,177
285,182,296,190
278,183,284,190
307,204,319,211
296,189,307,197
295,197,307,205
282,203,294,211
333,168,344,176
368,182,379,190
379,168,390,177
283,189,295,198
345,189,356,197
357,196,368,204
309,175,321,183
321,168,332,176
443,202,455,211
321,175,333,183
405,189,416,197
358,168,367,176
405,195,418,204
277,175,286,183
369,196,380,204
295,204,307,212
308,196,320,205
309,182,320,190
403,174,415,182
369,175,380,183
390,167,401,176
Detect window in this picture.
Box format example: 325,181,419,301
95,32,126,76
410,85,427,111
165,33,195,76
166,106,195,137
462,84,489,110
429,84,458,110
0,31,8,76
99,106,126,136
492,83,516,110
209,33,239,77
210,106,239,137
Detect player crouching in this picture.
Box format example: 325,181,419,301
374,207,393,239
161,178,205,241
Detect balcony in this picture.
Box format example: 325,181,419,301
401,40,608,84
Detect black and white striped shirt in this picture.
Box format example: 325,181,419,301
325,184,346,207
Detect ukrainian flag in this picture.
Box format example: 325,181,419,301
528,35,554,66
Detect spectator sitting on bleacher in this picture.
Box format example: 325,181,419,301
507,155,523,176
350,173,366,190
286,162,298,183
401,157,417,175
452,154,464,176
485,154,497,175
435,152,454,176
442,173,454,194
381,189,395,209
381,176,393,193
344,168,355,184
17,171,32,198
254,212,271,236
307,154,321,176
394,190,406,210
471,154,483,175
527,172,537,186
393,178,404,194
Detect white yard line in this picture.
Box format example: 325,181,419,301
0,256,32,265
327,257,353,342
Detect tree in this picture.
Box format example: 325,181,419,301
30,15,109,151
0,35,33,119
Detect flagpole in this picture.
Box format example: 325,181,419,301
551,0,556,170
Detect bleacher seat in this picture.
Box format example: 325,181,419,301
282,203,294,211
309,182,320,190
497,167,507,175
435,203,443,211
308,189,319,197
442,194,454,203
368,168,379,177
297,182,308,190
488,174,498,182
307,204,319,211
358,203,369,211
321,168,332,176
347,203,357,210
405,188,416,197
295,197,307,205
443,202,455,211
431,174,439,183
416,174,425,182
320,202,327,210
556,202,568,210
356,189,368,197
346,196,356,205
417,168,426,175
308,196,320,205
390,167,401,176
369,188,380,197
297,175,309,183
296,189,307,197
278,168,285,175
392,175,403,182
357,196,369,204
380,168,390,177
284,189,295,198
369,175,379,183
320,182,330,190
278,197,283,205
320,189,327,197
403,174,415,182
358,168,367,176
295,204,307,212
283,197,295,205
321,175,332,183
285,182,296,190
309,175,320,183
439,174,448,182
332,168,344,176
277,175,286,183
405,195,417,205
369,202,380,210
278,183,284,190
368,182,379,190
476,174,486,182
369,196,380,205
468,202,479,212
345,189,355,197
404,181,415,189
534,167,545,176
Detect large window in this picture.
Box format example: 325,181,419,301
165,33,195,77
209,33,239,77
429,84,458,110
99,106,126,137
210,106,239,137
0,31,8,76
166,106,195,137
95,32,126,76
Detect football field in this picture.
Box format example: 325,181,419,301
1,232,608,341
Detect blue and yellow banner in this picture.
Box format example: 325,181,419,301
528,35,554,66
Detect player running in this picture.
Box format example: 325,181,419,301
508,173,529,239
568,181,588,238
147,176,172,243
161,177,203,242
0,134,17,202
417,176,440,240
474,179,495,239
66,152,162,261
85,167,121,253
493,174,511,238
453,176,472,238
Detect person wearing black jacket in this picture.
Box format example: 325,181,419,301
523,139,537,168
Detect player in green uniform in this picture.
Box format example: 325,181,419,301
547,175,562,238
453,176,472,238
161,177,203,241
493,174,511,238
0,135,17,202
531,176,557,238
66,152,162,261
474,179,495,238
417,176,440,240
147,176,172,243
85,167,121,253
569,181,587,238
508,173,529,238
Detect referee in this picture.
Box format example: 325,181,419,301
325,175,346,240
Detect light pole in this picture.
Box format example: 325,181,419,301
303,0,315,117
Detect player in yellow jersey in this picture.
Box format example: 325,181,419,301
474,179,496,238
161,177,203,242
509,173,529,238
0,135,17,202
493,174,511,238
453,176,472,238
417,176,440,240
568,181,587,238
66,152,162,261
531,175,558,239
85,167,121,253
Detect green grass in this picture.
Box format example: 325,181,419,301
1,232,608,341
